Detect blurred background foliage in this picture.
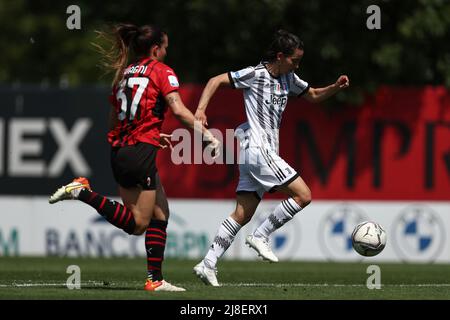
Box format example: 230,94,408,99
0,0,449,104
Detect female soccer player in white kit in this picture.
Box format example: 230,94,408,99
193,30,349,286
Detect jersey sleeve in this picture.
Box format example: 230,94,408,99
157,65,180,96
289,73,310,97
228,66,256,89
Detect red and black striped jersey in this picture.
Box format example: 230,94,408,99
107,57,180,147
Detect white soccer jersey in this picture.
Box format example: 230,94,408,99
229,62,309,154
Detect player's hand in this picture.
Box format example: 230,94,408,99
204,133,221,159
195,109,208,127
335,75,349,89
208,137,221,159
158,133,173,151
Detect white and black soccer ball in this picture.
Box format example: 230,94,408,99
351,221,387,257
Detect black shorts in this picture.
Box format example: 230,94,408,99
110,142,158,190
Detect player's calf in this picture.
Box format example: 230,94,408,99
50,178,137,235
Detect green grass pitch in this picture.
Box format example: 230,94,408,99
0,257,449,300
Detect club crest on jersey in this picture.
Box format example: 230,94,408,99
271,82,287,93
274,82,288,92
168,75,179,87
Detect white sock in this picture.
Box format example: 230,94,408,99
254,198,302,239
204,217,241,268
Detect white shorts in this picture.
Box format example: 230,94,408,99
236,146,299,199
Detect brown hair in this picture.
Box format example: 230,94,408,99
94,23,166,86
264,29,303,62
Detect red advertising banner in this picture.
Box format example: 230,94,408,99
157,85,450,200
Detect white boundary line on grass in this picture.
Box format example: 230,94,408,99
223,283,450,288
0,281,106,288
1,282,450,288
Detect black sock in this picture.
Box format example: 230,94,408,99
145,219,168,281
78,189,136,235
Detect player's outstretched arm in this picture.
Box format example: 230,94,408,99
195,73,231,126
303,75,350,103
166,91,203,130
165,91,220,155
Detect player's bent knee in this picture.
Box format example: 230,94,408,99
239,215,252,226
301,198,312,208
133,223,147,235
132,216,151,235
293,191,312,208
231,211,251,226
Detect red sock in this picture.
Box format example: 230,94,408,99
78,189,136,235
146,219,168,281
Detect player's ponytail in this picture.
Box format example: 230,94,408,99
94,23,166,86
264,29,304,62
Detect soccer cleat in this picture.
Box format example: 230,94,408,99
48,177,91,204
144,279,186,292
245,234,279,262
193,261,220,286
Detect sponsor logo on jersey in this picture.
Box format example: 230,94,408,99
168,75,179,87
265,94,287,106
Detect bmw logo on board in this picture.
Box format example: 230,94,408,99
392,205,445,262
319,204,368,260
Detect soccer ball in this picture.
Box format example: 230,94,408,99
351,221,387,257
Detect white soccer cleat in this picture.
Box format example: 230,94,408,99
48,177,91,204
193,261,220,287
144,279,186,292
155,280,186,292
245,234,279,263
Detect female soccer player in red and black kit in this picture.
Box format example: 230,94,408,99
49,24,220,292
